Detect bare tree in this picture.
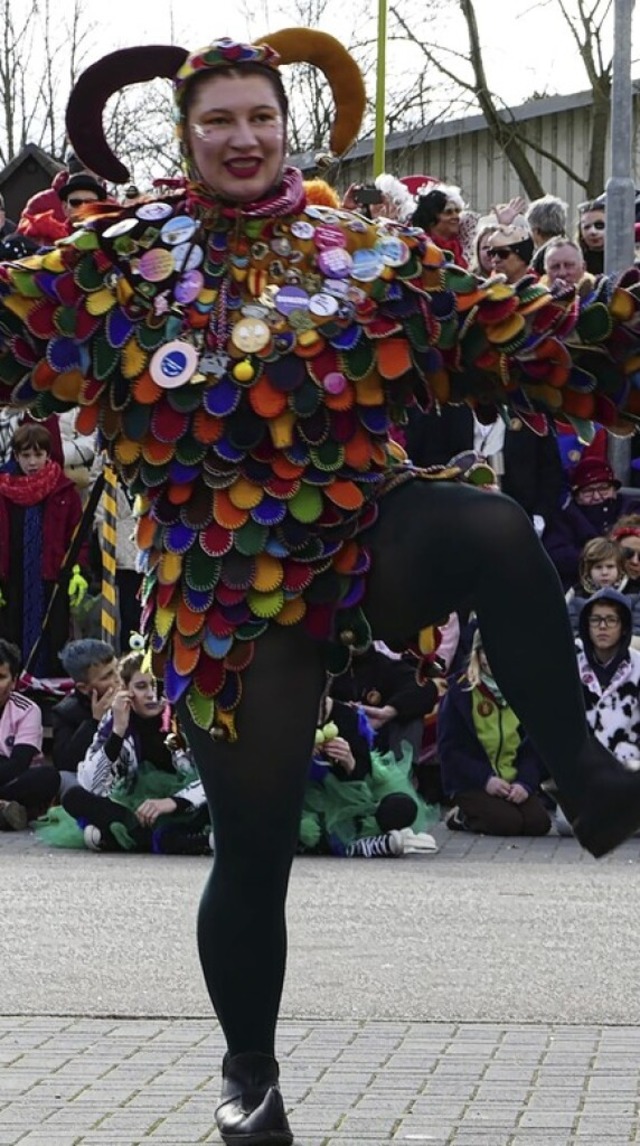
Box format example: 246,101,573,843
389,0,616,200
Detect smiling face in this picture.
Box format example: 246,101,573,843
186,72,286,203
431,199,461,239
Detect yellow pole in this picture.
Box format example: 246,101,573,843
374,0,388,176
100,463,119,645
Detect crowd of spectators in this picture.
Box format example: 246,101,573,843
0,164,639,855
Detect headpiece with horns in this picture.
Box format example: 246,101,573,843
66,29,366,184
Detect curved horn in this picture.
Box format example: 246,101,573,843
257,29,366,156
66,46,188,183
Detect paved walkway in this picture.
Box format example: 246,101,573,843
2,1015,640,1144
3,822,640,1143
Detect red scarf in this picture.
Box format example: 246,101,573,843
0,458,63,506
185,165,306,221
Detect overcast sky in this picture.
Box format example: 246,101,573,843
79,0,633,108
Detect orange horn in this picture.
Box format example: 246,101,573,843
258,28,366,156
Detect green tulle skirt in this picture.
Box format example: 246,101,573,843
34,761,203,850
299,742,439,849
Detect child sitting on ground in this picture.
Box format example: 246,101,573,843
438,628,551,837
299,694,438,858
566,536,626,635
49,651,211,854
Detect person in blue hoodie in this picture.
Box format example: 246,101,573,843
438,628,551,836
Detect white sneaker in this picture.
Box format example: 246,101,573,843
398,827,439,855
83,824,102,851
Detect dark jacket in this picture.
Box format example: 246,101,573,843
51,689,98,773
405,404,563,520
437,675,544,798
329,646,438,753
544,493,640,591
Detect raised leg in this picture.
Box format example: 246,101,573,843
362,479,640,853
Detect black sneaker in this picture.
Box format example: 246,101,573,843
154,827,213,856
445,806,467,832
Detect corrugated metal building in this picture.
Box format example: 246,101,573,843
291,85,640,221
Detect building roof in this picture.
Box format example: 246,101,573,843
291,81,640,171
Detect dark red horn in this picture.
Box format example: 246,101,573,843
65,46,188,183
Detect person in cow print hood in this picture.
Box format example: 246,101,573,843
577,589,640,770
553,589,640,837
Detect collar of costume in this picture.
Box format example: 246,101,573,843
0,458,62,505
184,166,306,221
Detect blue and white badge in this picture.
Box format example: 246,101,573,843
172,242,204,272
136,201,173,222
150,341,199,388
161,215,197,246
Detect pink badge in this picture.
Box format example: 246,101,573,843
323,372,347,395
314,224,347,250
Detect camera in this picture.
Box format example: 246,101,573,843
353,185,384,207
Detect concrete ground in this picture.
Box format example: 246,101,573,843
2,821,640,1143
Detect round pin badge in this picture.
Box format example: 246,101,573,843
322,278,349,299
313,224,346,250
275,285,310,316
136,201,173,222
376,237,410,267
271,237,292,258
139,247,175,282
317,248,353,279
351,248,384,282
290,220,315,241
172,242,204,273
150,341,199,388
161,215,197,246
174,269,204,305
231,317,271,354
103,217,139,239
308,292,339,318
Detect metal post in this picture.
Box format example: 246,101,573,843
374,0,387,176
605,0,636,276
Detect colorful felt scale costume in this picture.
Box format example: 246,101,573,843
0,34,639,741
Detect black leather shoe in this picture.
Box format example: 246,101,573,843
566,737,640,858
215,1052,293,1145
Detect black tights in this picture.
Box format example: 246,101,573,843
182,481,589,1058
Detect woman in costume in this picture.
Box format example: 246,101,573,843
1,31,640,1145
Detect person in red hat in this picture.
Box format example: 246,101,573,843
544,457,640,590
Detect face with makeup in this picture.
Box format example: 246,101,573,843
579,208,605,251
186,72,286,203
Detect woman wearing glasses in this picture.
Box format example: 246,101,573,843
544,457,640,590
412,182,468,267
577,197,606,275
485,224,535,284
